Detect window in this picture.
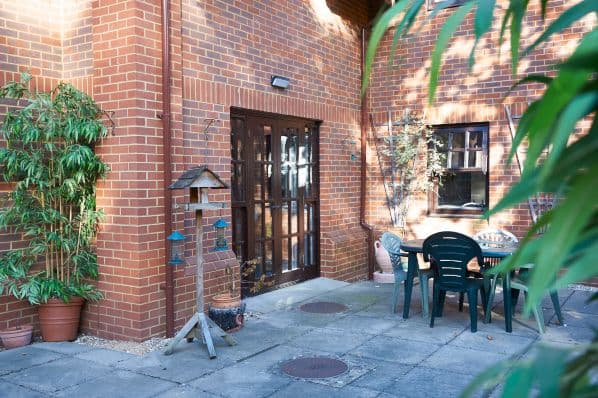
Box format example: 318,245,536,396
427,0,467,10
430,123,489,216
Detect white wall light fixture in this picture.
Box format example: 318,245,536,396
271,75,290,89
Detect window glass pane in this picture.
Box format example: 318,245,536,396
452,132,464,149
438,171,486,209
468,131,483,149
467,150,484,169
450,152,464,168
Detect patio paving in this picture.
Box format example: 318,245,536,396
0,277,595,397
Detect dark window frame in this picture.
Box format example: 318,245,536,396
427,0,467,11
429,123,489,217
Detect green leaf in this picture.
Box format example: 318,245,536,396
534,345,568,397
469,0,496,69
523,1,598,58
555,239,598,289
559,28,598,71
429,1,476,104
363,1,413,95
508,0,526,74
527,166,598,308
388,0,423,67
503,364,534,397
540,91,598,182
520,69,590,174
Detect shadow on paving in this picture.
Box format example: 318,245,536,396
0,278,595,398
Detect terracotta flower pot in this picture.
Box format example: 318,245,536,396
38,297,85,342
374,240,393,274
209,293,245,332
0,324,33,349
211,292,242,309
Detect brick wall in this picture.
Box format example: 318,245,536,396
1,0,370,340
2,0,587,341
366,0,591,241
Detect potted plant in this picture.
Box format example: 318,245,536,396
0,324,33,349
0,73,108,341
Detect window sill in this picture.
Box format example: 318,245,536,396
428,212,485,219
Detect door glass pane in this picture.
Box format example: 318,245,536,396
290,201,297,234
304,234,310,266
265,203,272,239
281,202,288,236
304,203,310,233
254,164,262,200
254,204,262,239
281,237,289,272
232,207,245,259
232,162,244,201
291,236,298,270
264,240,272,276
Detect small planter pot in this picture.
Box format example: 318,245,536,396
38,297,85,342
0,324,33,349
208,293,246,332
374,240,393,274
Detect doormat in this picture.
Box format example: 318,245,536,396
299,301,348,314
281,357,348,379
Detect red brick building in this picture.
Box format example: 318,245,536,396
0,0,589,341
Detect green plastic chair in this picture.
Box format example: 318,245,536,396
424,231,487,333
381,232,434,316
472,229,518,323
507,264,565,333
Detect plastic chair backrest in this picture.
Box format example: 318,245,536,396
473,229,518,249
380,232,403,269
423,231,483,291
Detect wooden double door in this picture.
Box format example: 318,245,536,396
230,109,320,294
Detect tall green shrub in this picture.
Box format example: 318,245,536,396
0,73,108,304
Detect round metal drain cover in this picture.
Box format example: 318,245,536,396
299,301,348,314
281,357,348,379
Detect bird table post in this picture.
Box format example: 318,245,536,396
163,166,236,358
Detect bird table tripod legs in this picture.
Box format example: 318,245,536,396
163,312,236,358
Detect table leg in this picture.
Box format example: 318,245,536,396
503,272,512,333
403,252,418,319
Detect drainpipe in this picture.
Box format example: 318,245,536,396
360,27,375,280
161,0,175,338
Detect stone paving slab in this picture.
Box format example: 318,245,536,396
286,328,372,355
0,278,594,398
53,369,178,398
1,356,111,393
75,347,137,366
269,380,380,398
345,356,413,392
384,367,478,398
351,335,442,365
420,345,509,375
0,379,47,398
0,345,65,375
116,342,235,383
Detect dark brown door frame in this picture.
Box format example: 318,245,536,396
231,108,320,293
